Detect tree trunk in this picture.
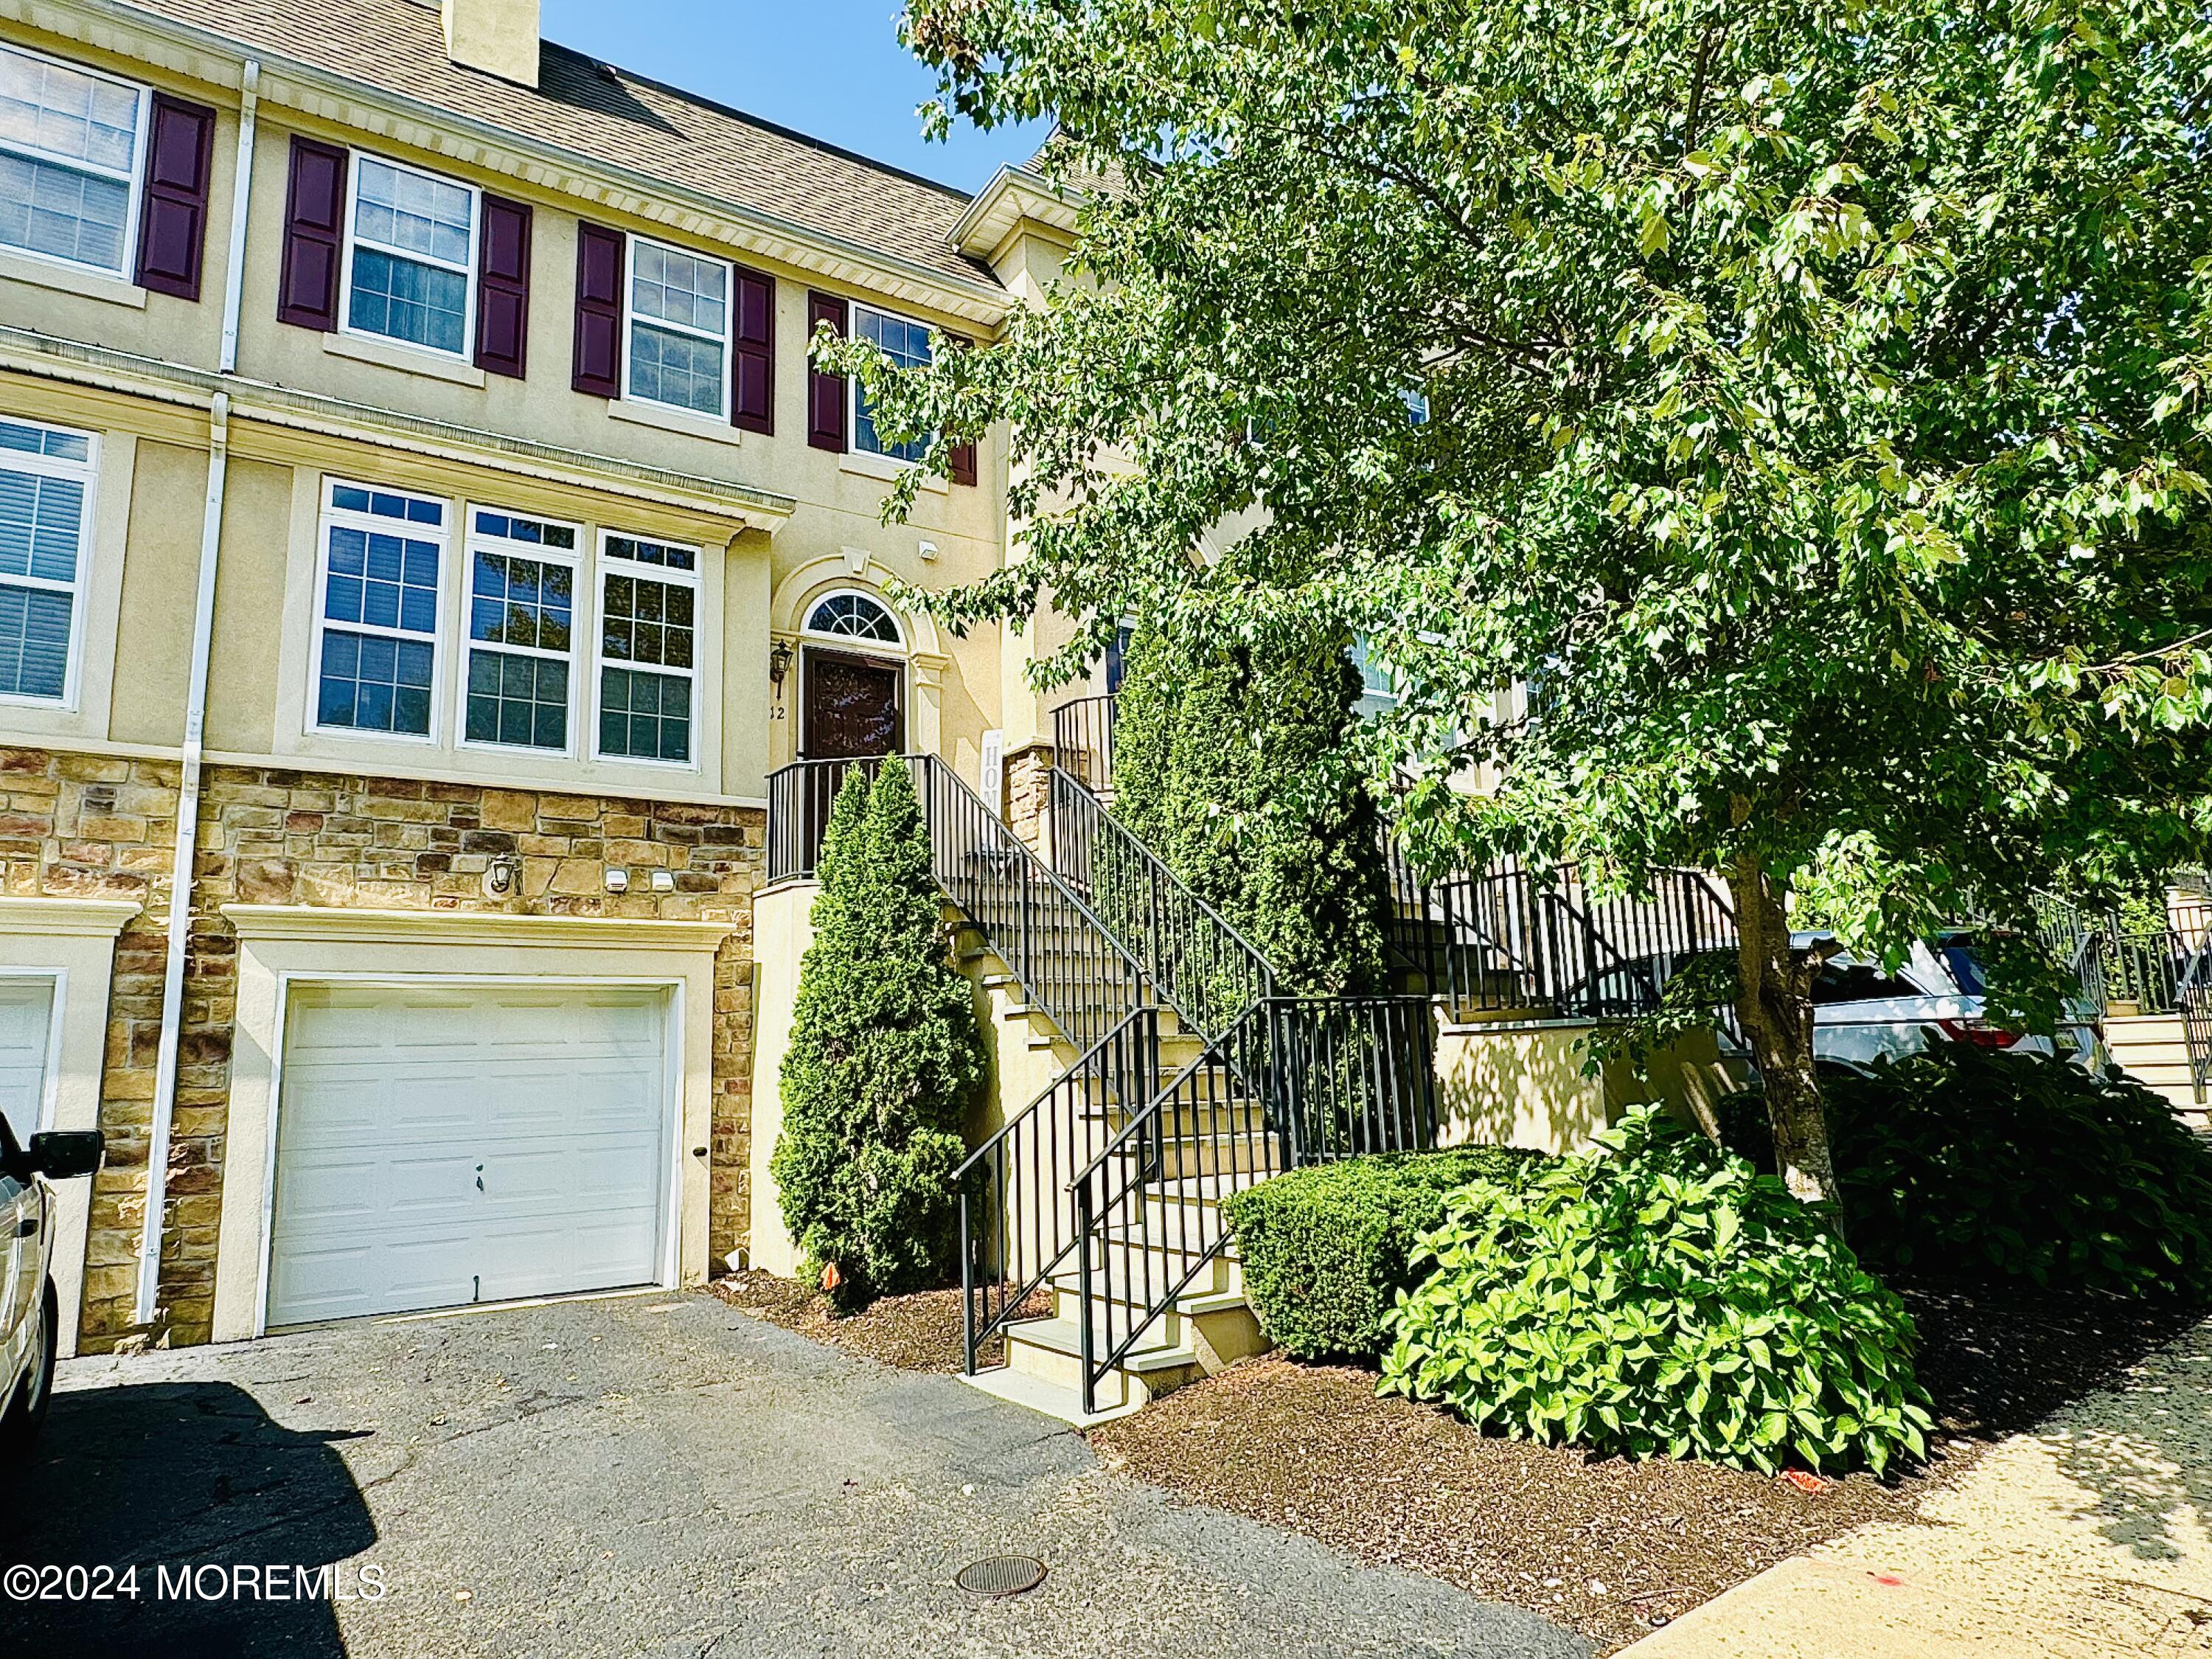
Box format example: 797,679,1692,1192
1726,857,1843,1217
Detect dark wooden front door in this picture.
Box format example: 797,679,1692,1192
803,650,902,758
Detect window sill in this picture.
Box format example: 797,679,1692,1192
323,330,487,388
840,449,947,494
608,397,743,449
0,247,145,309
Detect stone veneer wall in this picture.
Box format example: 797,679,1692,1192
1004,742,1054,850
0,748,181,1350
1,748,765,1352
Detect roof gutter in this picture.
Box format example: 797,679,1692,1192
15,0,1011,324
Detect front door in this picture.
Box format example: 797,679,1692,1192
803,650,902,759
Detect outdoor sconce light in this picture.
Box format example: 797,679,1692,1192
769,639,793,687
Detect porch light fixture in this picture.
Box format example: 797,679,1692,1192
769,639,793,686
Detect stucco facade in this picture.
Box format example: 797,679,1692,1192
0,0,1088,1352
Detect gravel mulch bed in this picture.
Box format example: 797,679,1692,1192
710,1270,1048,1373
1088,1280,2204,1655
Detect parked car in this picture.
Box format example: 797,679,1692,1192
1806,930,2108,1071
1,1119,102,1455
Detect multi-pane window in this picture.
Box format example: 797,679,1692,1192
852,305,933,463
346,156,476,358
314,482,445,738
0,417,94,704
626,237,729,417
463,511,576,752
803,591,901,646
0,42,145,275
596,534,696,765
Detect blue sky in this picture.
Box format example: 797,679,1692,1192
538,1,1048,193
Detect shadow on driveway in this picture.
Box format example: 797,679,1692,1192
0,1380,376,1658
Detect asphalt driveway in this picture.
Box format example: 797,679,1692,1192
1,1291,1585,1659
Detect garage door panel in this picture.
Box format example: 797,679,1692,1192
268,984,670,1327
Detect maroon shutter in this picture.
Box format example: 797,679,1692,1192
572,223,625,397
731,265,773,434
474,193,532,378
134,94,216,301
276,136,348,330
946,332,978,486
806,291,847,451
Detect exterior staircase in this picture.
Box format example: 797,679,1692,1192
764,745,1437,1425
2106,1012,2209,1129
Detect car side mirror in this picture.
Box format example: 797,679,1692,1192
28,1130,102,1180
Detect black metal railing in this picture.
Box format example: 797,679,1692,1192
957,1007,1161,1371
1048,768,1274,1039
765,754,1149,1052
1383,846,1737,1022
1068,995,1436,1415
1053,694,1118,801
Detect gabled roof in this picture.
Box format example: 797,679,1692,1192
119,0,998,291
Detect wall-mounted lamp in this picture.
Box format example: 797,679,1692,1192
769,639,793,687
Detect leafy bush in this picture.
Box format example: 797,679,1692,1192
1113,623,1390,995
771,758,987,1307
1226,1147,1545,1360
1722,1046,2212,1302
1380,1107,1934,1475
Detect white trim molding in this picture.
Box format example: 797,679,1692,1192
221,905,737,952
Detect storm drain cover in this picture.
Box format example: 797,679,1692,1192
954,1555,1048,1598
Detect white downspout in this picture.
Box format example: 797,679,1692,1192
218,61,257,375
135,59,257,1329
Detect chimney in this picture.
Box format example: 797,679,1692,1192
442,0,542,88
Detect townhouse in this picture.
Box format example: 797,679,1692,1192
0,0,1092,1355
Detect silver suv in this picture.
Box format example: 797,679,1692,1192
1,1119,101,1455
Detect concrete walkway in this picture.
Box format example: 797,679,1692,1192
4,1290,1582,1659
1622,1315,2212,1658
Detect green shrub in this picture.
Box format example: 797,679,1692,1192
771,758,987,1307
1380,1107,1934,1475
1722,1046,2212,1301
1113,623,1390,996
1225,1147,1545,1360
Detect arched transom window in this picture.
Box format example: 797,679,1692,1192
804,591,902,647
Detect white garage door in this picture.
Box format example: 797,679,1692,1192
0,978,53,1144
268,983,669,1326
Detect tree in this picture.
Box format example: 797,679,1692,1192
828,0,2212,1208
1113,623,1390,996
771,758,987,1302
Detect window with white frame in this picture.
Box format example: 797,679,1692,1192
313,481,445,739
345,154,477,358
1351,633,1399,720
0,416,95,705
852,305,933,463
596,534,697,765
462,509,577,753
626,237,730,417
0,41,146,276
803,591,902,647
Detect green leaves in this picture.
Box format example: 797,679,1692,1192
770,757,989,1305
1736,1045,2212,1302
1379,1107,1935,1475
875,0,2212,986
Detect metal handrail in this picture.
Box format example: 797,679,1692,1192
1048,768,1275,1040
1068,994,1437,1415
765,754,1152,1052
956,1006,1161,1371
1052,694,1117,801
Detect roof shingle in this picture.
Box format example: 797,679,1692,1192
122,0,998,291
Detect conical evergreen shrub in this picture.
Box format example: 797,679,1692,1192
770,757,986,1305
